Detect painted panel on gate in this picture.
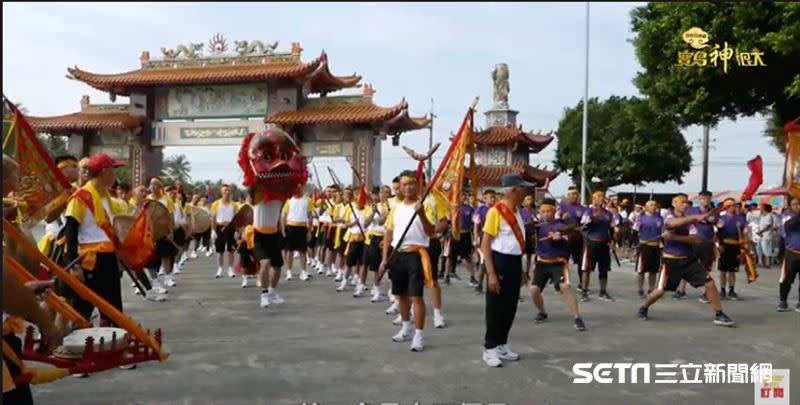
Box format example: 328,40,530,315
179,127,250,139
167,84,268,119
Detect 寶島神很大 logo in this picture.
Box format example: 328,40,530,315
675,27,766,74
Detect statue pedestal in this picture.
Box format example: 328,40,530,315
484,108,519,127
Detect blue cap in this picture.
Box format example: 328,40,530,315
501,173,535,188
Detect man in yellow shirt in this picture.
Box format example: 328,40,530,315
63,154,127,325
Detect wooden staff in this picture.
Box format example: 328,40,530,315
327,166,365,236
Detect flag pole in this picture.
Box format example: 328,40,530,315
389,98,478,262
580,1,591,205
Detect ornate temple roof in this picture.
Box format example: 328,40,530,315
473,125,554,153
26,96,143,134
471,163,558,186
66,37,361,97
267,84,430,135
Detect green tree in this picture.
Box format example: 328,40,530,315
554,96,692,190
162,154,192,185
630,2,800,151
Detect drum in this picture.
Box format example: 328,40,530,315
229,204,253,230
54,327,129,359
113,215,135,241
144,201,173,242
189,206,212,234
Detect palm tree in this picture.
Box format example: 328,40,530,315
162,154,192,185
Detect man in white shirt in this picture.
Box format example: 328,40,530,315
381,170,436,352
210,185,238,278
480,174,531,367
756,204,777,267
281,187,314,281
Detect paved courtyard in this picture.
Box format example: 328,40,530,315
31,252,798,405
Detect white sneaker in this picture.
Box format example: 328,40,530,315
392,314,403,325
165,275,177,287
268,291,284,305
256,278,262,288
145,290,166,302
336,278,348,292
172,265,182,275
496,345,520,361
434,313,447,329
205,250,213,257
134,287,142,295
227,267,235,278
152,280,168,294
483,348,503,367
214,268,223,278
286,271,293,281
293,251,300,259
190,251,198,259
325,267,334,277
390,294,397,304
385,301,399,315
259,292,270,308
317,265,325,275
410,332,425,352
157,267,165,276
391,328,413,342
300,271,310,281
373,292,388,303
241,276,249,288
353,284,365,298
334,271,342,282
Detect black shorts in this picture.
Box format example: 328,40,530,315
568,235,584,265
75,252,123,325
285,225,308,252
345,240,365,267
324,227,336,250
253,231,284,268
636,244,661,274
307,226,319,249
429,238,442,278
694,242,717,271
173,227,186,247
334,230,347,254
155,236,178,258
452,232,473,260
389,250,425,297
582,239,611,273
214,225,236,253
533,260,570,290
524,227,536,255
659,257,712,292
366,235,383,271
718,243,741,272
238,244,256,268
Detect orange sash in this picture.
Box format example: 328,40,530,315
495,202,526,253
399,245,433,288
72,189,118,270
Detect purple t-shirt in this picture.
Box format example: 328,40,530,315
686,206,716,242
663,210,693,258
635,213,663,243
782,212,800,251
473,205,490,230
557,202,586,226
581,207,617,242
458,204,474,232
535,219,570,260
716,212,747,241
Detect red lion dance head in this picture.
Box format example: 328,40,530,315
237,127,309,202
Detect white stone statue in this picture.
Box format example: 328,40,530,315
491,63,510,109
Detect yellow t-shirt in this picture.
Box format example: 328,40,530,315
482,205,526,255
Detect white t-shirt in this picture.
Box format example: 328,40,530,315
78,198,114,244
254,200,282,231
345,205,365,235
387,202,430,249
214,201,235,224
284,196,312,225
173,201,186,225
483,205,526,255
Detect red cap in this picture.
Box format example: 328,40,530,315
85,153,125,173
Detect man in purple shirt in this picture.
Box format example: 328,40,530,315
676,190,718,300
579,190,618,302
633,200,663,298
472,189,496,292
557,186,586,289
638,194,735,327
520,194,538,275
777,197,800,312
446,192,475,284
715,199,747,300
527,198,586,331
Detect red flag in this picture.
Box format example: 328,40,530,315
741,155,763,201
357,183,368,207
4,99,72,222
429,105,474,236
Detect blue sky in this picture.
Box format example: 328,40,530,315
2,2,784,194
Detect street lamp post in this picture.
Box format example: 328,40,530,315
580,1,590,205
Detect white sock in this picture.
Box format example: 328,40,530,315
414,329,424,338
434,308,442,318
268,286,274,293
402,321,412,332
217,266,223,272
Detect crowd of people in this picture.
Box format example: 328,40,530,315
4,151,800,404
